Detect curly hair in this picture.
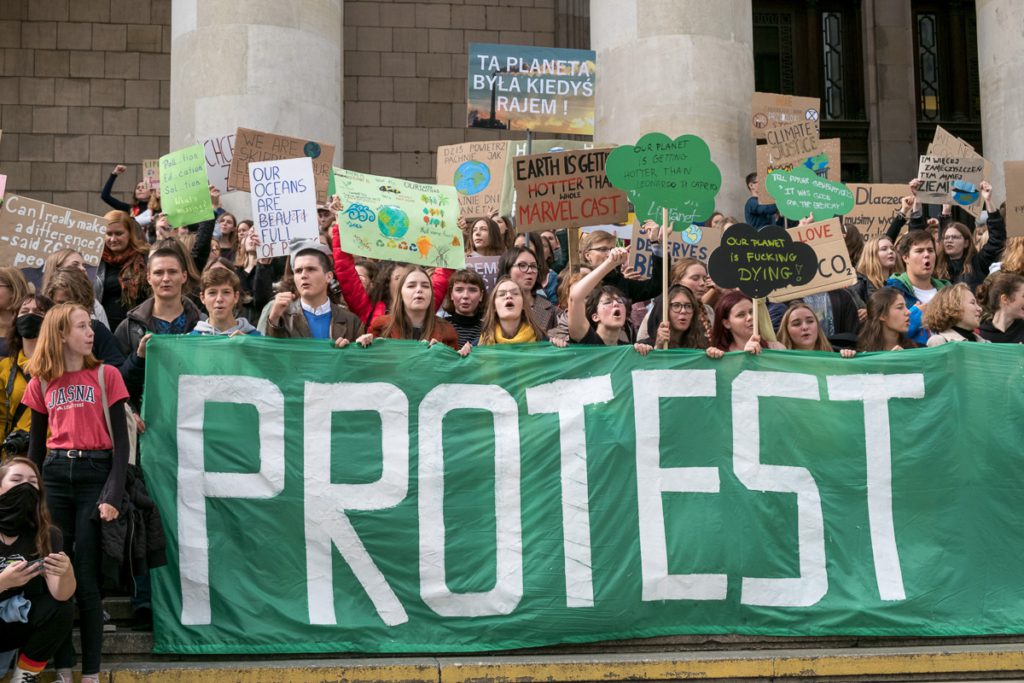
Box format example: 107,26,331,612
663,284,709,349
923,282,971,333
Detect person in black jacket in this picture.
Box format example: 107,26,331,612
100,164,150,217
976,272,1024,343
580,228,663,306
934,182,1006,291
42,269,125,368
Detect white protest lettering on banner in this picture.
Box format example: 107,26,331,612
203,134,236,194
249,157,319,259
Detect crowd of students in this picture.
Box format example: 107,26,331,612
0,160,1020,681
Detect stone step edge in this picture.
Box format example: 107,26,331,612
26,642,1024,683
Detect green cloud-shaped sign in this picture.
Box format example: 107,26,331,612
606,132,721,226
765,163,854,222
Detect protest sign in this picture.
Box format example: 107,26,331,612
844,184,906,239
606,132,721,225
514,148,626,233
0,174,5,210
248,157,319,259
765,163,854,222
708,223,817,299
203,133,235,194
925,127,991,218
1004,161,1024,239
467,43,596,135
770,218,857,302
751,92,820,138
916,156,985,206
500,138,594,218
142,159,159,191
761,120,820,169
159,144,214,228
229,128,335,202
465,254,501,292
0,195,105,268
333,168,464,270
757,138,841,203
145,337,1024,655
436,141,509,219
628,221,722,277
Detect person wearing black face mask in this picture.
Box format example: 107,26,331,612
1,296,53,460
0,457,75,683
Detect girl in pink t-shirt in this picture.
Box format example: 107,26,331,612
21,304,130,683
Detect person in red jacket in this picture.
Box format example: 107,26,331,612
355,268,466,353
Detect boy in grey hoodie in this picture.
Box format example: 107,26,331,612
191,267,261,336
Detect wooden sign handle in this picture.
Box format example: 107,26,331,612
659,207,670,350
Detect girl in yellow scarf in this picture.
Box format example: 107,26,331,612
478,277,564,346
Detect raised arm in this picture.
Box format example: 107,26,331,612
100,165,133,212
568,246,627,342
331,224,373,323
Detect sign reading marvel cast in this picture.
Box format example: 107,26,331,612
513,148,626,232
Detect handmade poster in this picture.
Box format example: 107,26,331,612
764,163,854,222
916,156,986,206
751,92,820,138
844,184,906,239
926,127,990,218
333,168,464,269
1004,161,1024,239
0,195,106,268
757,138,841,203
465,255,501,292
229,128,335,202
159,144,214,228
203,133,236,194
514,148,626,233
770,218,857,302
761,120,820,170
707,223,817,299
142,159,159,191
500,138,594,218
467,43,596,135
248,157,320,259
436,141,509,219
606,133,721,225
628,221,722,276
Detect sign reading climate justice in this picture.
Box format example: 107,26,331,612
467,43,596,135
144,337,1024,655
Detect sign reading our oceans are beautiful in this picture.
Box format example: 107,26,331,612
333,168,465,270
844,184,906,239
708,223,817,299
0,196,106,268
436,141,509,218
628,220,723,277
770,218,857,302
203,133,236,194
765,163,854,222
229,128,335,203
513,148,626,233
606,133,721,225
159,144,214,228
467,43,596,135
248,157,320,259
916,156,986,207
143,336,1024,655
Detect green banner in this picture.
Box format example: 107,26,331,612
142,337,1024,655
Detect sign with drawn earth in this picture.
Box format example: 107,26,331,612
435,141,510,218
332,168,466,269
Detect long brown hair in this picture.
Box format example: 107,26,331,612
0,457,56,556
857,287,910,352
381,267,437,341
0,267,30,318
857,236,895,289
778,302,834,352
41,249,87,291
663,284,710,349
935,222,977,280
26,304,100,382
478,277,544,345
977,272,1024,319
43,267,96,309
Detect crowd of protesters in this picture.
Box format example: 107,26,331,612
0,155,1020,682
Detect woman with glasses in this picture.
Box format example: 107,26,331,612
478,278,563,346
498,247,556,333
567,246,651,354
580,228,662,307
653,285,710,350
934,181,1004,291
639,257,714,344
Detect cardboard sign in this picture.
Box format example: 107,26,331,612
0,195,106,268
159,144,214,228
1004,161,1024,239
605,132,721,225
248,157,320,259
203,133,235,194
465,255,501,292
770,218,857,302
228,128,335,202
916,156,985,206
0,174,6,210
926,127,991,218
844,184,906,239
500,138,594,218
707,223,817,299
757,138,841,203
762,120,820,169
467,43,596,135
333,168,464,270
751,92,820,138
765,163,854,222
628,221,723,277
142,159,159,191
514,148,626,233
436,141,509,219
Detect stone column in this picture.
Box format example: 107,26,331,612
169,0,343,215
591,0,755,218
978,0,1024,194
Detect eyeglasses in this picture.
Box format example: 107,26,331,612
598,297,624,307
514,262,539,273
669,302,694,313
495,288,521,298
587,246,612,254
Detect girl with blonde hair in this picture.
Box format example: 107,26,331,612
923,282,988,345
